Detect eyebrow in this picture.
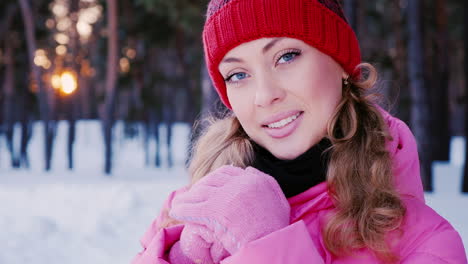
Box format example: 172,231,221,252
220,38,285,65
221,57,244,64
262,37,284,54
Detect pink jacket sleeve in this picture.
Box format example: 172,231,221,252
220,220,325,264
131,188,188,264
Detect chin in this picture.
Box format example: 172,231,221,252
268,145,306,160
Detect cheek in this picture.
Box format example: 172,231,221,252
227,87,250,112
288,69,341,106
286,66,342,132
227,88,255,128
304,62,342,102
232,107,259,142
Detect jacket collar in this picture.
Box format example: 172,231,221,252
287,182,334,222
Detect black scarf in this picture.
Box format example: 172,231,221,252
251,138,332,198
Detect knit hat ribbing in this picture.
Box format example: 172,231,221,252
203,0,361,109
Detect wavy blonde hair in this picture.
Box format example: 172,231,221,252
168,63,405,262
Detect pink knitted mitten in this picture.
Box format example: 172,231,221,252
168,165,290,263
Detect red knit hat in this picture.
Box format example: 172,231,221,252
202,0,361,109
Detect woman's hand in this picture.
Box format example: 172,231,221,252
168,165,290,263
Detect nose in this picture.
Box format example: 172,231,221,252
254,74,286,107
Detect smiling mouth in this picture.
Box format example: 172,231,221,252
263,111,304,129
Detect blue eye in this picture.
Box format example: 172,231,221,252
225,72,248,83
277,51,301,64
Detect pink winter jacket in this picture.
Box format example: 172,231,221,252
132,109,467,263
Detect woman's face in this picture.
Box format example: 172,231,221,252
218,37,346,160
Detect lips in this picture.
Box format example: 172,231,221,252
262,111,304,139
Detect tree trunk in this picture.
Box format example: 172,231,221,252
146,47,162,168
102,0,118,174
67,0,79,170
2,37,17,167
0,3,18,168
151,108,161,168
462,0,468,193
165,104,174,168
175,27,197,124
389,1,409,121
18,0,54,171
201,60,222,117
407,0,433,191
67,109,76,170
0,4,17,42
19,109,32,169
431,0,450,161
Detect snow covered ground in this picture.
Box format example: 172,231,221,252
0,121,466,264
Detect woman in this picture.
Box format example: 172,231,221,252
132,0,467,263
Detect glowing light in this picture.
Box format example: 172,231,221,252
55,33,69,45
119,57,130,73
46,19,55,29
35,49,46,57
77,21,92,38
43,61,52,69
56,17,71,31
34,56,43,66
51,74,62,89
126,48,136,59
34,49,51,69
56,45,67,56
60,71,77,95
79,6,102,25
52,2,68,17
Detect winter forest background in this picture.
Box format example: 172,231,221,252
0,0,467,263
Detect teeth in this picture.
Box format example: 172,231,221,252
267,113,301,128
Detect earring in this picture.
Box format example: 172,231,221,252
343,77,350,86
